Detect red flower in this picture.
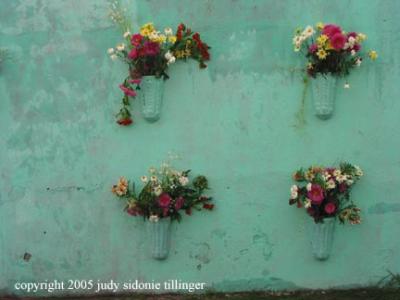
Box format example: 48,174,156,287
307,184,325,205
296,200,303,208
158,193,171,208
322,24,342,38
309,43,318,53
128,48,139,60
339,183,347,193
192,32,201,42
143,41,160,56
119,84,137,97
203,203,214,210
117,118,133,126
129,79,141,85
330,33,347,50
324,202,336,215
131,34,143,46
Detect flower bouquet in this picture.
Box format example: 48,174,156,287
109,22,210,124
289,163,363,260
293,22,377,119
112,163,214,259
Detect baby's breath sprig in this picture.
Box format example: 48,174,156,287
108,0,132,33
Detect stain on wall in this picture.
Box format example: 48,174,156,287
0,0,400,296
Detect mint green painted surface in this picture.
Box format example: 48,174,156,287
0,0,399,296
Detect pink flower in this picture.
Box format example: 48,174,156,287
352,43,361,52
324,202,336,215
330,33,347,50
143,41,160,56
128,48,139,60
347,32,357,39
119,85,137,97
175,196,185,210
307,184,325,205
129,79,141,85
158,193,171,208
309,43,318,53
163,207,169,217
322,24,342,38
131,34,143,46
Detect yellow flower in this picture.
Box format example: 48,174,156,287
185,49,191,57
316,49,328,60
316,22,324,30
316,34,328,46
356,33,367,42
174,50,185,58
368,50,378,60
168,35,177,44
140,22,155,37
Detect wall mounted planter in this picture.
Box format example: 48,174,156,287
148,218,171,260
139,76,164,122
309,217,335,260
311,75,337,120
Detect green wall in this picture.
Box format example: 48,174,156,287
0,0,399,296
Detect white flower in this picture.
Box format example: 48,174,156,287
333,169,341,177
165,51,173,60
290,185,298,193
302,25,315,38
150,175,158,182
355,58,362,67
344,83,350,89
149,31,159,40
107,48,114,54
346,179,354,186
322,172,331,181
351,50,356,56
167,56,176,65
327,179,336,189
149,215,159,222
149,167,157,174
116,43,125,51
355,165,363,177
290,190,298,199
336,174,347,183
140,176,148,183
306,183,312,191
110,54,117,61
178,176,189,186
123,31,131,38
164,27,173,35
154,186,162,196
348,36,356,46
304,199,312,208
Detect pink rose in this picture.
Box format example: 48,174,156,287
322,24,342,38
175,196,185,210
324,202,336,215
158,193,171,208
119,85,137,97
307,184,325,205
330,33,346,50
347,32,357,39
